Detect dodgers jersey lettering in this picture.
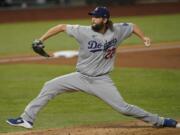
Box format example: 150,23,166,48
66,23,133,76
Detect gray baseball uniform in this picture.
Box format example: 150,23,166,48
21,23,164,126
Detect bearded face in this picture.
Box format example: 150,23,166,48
91,17,106,32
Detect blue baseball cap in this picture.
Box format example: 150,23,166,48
88,7,110,19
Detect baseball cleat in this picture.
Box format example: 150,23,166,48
162,118,178,128
6,117,33,129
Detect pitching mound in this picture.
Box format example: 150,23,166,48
3,121,180,135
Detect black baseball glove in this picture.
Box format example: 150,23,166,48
32,40,50,57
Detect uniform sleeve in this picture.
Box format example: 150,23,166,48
66,25,81,38
66,24,86,44
115,23,134,40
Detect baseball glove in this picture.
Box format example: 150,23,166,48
32,40,50,57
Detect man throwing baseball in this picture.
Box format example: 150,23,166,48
7,7,179,129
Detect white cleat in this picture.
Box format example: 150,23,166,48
6,117,33,129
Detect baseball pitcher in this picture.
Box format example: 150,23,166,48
7,7,179,129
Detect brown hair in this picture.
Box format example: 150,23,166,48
106,19,114,31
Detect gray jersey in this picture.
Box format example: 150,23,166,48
66,23,133,76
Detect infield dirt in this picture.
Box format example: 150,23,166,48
2,121,180,135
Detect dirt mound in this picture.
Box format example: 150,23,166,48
3,121,180,135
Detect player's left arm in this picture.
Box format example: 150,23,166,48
32,24,67,57
39,24,67,42
132,24,151,47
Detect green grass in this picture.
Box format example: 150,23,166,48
0,64,180,133
0,14,180,56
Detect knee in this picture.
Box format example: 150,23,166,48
39,80,60,97
43,79,62,90
118,103,134,115
43,80,54,89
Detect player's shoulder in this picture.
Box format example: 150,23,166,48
67,24,90,29
113,23,134,31
66,24,91,33
79,25,91,30
113,23,133,27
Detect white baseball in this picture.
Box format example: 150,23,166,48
144,41,151,47
143,37,151,47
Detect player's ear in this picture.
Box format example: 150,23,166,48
103,18,108,24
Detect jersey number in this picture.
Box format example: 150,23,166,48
105,48,116,59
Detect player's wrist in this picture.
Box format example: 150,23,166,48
38,38,44,43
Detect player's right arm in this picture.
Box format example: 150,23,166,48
39,24,67,42
132,24,151,47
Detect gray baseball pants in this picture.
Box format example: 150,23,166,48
21,72,163,126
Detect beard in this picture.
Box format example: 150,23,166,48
91,22,105,32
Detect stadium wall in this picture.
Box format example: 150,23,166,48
0,3,180,23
